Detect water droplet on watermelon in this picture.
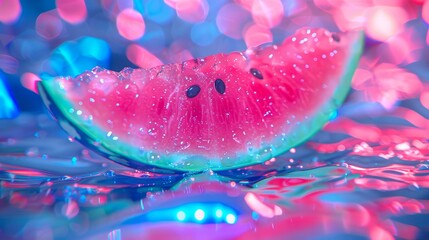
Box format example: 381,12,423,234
179,142,191,150
148,128,157,136
119,67,134,80
149,153,161,160
80,74,91,83
92,66,105,73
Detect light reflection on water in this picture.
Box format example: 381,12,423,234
1,0,429,239
1,105,429,239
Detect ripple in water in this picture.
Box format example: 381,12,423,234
1,104,429,239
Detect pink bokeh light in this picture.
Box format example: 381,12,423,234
166,41,194,63
56,0,87,24
244,192,282,218
365,6,407,41
423,0,429,23
250,0,284,28
352,63,422,109
420,85,429,110
36,11,63,40
244,24,273,48
20,72,41,94
116,8,146,41
126,44,162,69
0,0,21,24
165,0,209,23
314,0,425,43
216,3,251,39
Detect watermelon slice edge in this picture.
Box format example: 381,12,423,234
38,28,364,172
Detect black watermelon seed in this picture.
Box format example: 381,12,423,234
215,79,226,94
186,85,201,98
332,33,340,42
250,68,263,80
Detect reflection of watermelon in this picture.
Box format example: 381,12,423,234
39,28,363,172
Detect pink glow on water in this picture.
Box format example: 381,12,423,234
309,138,362,154
86,195,108,206
116,8,146,41
62,200,79,219
216,3,251,39
21,72,41,94
322,121,428,154
251,0,284,28
394,107,429,130
267,178,314,188
10,193,28,208
350,164,429,188
56,0,87,24
36,11,63,40
314,103,429,160
165,0,209,23
126,44,162,69
0,0,21,24
8,169,46,177
244,24,272,48
246,174,427,240
244,193,282,218
354,177,408,191
324,118,381,142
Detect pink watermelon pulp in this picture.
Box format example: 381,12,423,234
38,28,363,172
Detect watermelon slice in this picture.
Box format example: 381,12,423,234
38,28,363,172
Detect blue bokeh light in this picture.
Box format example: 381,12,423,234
215,209,223,218
137,0,175,25
0,75,19,119
225,213,236,224
142,203,238,225
176,210,186,221
191,22,219,46
41,37,110,78
194,209,205,221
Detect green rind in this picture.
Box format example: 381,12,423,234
39,31,364,172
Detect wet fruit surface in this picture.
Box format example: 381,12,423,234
39,28,363,171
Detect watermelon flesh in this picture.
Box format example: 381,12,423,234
38,28,363,172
